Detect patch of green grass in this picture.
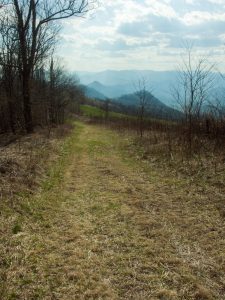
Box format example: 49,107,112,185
0,121,85,300
12,224,22,234
109,111,130,119
8,293,19,300
41,122,83,192
81,105,105,118
81,104,134,120
87,140,107,154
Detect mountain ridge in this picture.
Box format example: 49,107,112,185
88,81,134,99
116,92,183,120
76,70,178,106
81,81,183,120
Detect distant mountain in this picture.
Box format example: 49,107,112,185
88,81,134,99
80,81,182,119
76,70,178,106
76,70,225,107
81,84,106,100
116,92,183,120
77,70,177,86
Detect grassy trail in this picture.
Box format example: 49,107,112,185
1,122,224,299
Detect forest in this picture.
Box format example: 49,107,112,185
0,0,87,135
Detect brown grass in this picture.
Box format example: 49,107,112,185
0,121,224,299
0,124,73,202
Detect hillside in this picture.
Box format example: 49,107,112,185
81,80,183,120
88,81,134,99
116,92,183,120
77,70,225,107
76,70,178,106
81,84,106,100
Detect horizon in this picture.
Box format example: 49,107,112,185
74,69,179,73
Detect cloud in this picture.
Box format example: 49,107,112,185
116,11,225,49
56,0,225,71
96,38,155,51
118,21,151,37
168,36,223,48
97,39,134,51
148,15,185,33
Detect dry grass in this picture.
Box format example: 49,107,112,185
0,122,224,299
123,129,225,218
0,123,75,299
0,124,73,202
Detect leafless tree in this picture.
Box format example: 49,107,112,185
48,57,84,125
0,0,96,133
49,58,68,124
135,77,152,138
172,44,215,153
0,15,21,132
103,99,109,122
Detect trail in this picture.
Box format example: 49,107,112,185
2,122,225,300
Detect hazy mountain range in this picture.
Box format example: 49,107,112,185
115,92,183,120
76,70,225,108
76,70,177,107
81,80,183,120
80,84,106,100
88,81,134,99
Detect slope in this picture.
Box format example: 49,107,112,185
81,84,106,100
88,81,134,99
116,92,183,119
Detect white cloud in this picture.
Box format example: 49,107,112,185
183,11,225,25
56,0,225,71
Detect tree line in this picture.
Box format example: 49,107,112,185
0,0,93,134
131,45,225,155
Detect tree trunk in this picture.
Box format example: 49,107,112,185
188,114,192,155
8,100,15,134
23,74,33,133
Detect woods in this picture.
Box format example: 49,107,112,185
0,0,92,134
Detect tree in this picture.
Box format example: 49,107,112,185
48,57,73,124
135,77,152,138
0,15,19,133
103,99,109,122
1,0,95,133
172,44,215,153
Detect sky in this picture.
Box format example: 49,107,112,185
57,0,225,72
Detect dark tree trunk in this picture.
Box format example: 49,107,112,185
8,101,15,134
23,74,33,133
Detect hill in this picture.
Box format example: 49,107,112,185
76,70,225,107
88,81,134,99
81,84,106,100
76,70,178,106
116,92,183,120
81,80,183,120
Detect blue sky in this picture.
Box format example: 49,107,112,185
57,0,225,71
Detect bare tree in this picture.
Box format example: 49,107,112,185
135,77,152,138
172,44,215,153
1,0,95,133
103,99,109,122
0,15,20,133
49,58,68,124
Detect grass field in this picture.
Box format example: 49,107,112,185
0,121,224,299
80,104,132,120
80,104,177,128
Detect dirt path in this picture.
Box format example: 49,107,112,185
1,122,225,299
